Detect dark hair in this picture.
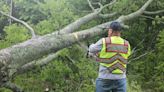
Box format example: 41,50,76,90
110,21,121,31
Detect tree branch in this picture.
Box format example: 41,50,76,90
15,51,60,75
0,11,36,38
57,12,100,34
131,39,145,54
15,42,88,75
128,52,149,63
128,50,153,64
98,0,117,12
117,0,154,23
144,9,164,15
87,0,95,11
58,0,117,34
141,15,164,24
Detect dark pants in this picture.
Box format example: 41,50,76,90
96,78,126,92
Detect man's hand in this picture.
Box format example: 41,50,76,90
88,52,102,62
88,52,95,58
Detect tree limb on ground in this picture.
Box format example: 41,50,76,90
15,51,61,75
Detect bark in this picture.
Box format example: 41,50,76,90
16,51,61,74
58,12,99,34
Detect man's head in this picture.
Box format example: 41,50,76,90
108,21,122,37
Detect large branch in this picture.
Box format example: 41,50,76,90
57,0,117,34
0,0,153,83
0,11,36,38
117,0,153,23
16,51,60,74
99,12,117,18
16,42,88,75
58,12,100,34
53,12,117,35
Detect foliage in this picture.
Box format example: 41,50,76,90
0,24,30,49
127,80,142,92
127,28,164,92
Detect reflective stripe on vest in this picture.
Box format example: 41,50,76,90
98,54,127,64
107,62,126,73
99,37,129,74
105,37,128,54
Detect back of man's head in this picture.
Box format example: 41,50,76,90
109,21,121,31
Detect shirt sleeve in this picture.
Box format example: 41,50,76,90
89,38,103,54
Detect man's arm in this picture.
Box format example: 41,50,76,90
88,38,103,60
89,38,103,54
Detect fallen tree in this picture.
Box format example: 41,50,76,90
1,0,163,91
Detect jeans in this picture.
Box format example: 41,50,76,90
96,78,126,92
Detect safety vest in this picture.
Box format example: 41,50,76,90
98,36,130,74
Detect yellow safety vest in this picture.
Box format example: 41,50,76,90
98,36,131,74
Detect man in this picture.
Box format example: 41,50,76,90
89,21,131,92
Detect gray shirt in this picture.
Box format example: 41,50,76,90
89,38,126,79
